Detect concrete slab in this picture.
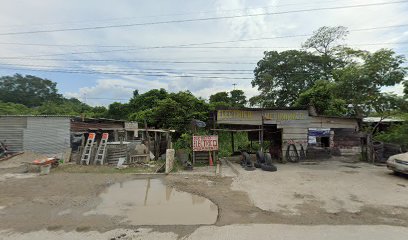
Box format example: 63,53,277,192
231,160,408,214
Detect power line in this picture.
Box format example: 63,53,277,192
0,62,254,72
1,23,407,60
0,0,349,30
0,66,254,79
0,1,405,36
0,58,257,64
0,0,359,30
2,40,408,49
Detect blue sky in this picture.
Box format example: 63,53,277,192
0,0,407,106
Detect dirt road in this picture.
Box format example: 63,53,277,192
0,157,407,239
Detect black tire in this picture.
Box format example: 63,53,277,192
261,164,277,172
286,144,299,162
256,151,265,164
254,162,261,168
242,152,251,165
264,153,273,165
244,166,256,171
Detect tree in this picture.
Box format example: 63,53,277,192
375,113,408,149
295,80,347,116
334,49,406,116
404,80,408,97
0,101,36,115
128,90,210,135
107,102,132,120
0,74,62,107
302,26,349,80
230,89,247,107
209,92,229,104
252,50,325,107
129,88,168,112
209,90,247,108
302,26,349,55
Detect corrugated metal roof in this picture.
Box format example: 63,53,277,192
215,107,308,111
363,117,404,123
0,115,127,123
0,115,73,117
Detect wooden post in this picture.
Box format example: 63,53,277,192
212,112,217,164
192,134,195,165
154,131,158,160
261,115,264,152
231,131,235,153
166,132,170,149
144,120,150,161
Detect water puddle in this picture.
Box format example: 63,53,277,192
85,178,218,225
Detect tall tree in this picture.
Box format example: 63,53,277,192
252,50,324,107
0,74,62,107
209,92,229,104
230,89,247,107
302,26,349,80
295,80,347,116
334,49,406,116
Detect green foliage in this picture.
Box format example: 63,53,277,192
295,80,347,116
106,102,131,120
252,26,407,116
302,26,349,55
374,115,408,149
0,101,36,115
252,50,325,107
209,91,229,104
173,133,192,150
333,49,406,116
209,89,247,108
0,74,62,107
230,89,247,107
37,98,96,115
128,90,210,135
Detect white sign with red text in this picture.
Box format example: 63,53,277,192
192,135,218,152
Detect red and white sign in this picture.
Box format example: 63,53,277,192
193,135,218,152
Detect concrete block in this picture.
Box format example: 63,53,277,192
165,149,175,174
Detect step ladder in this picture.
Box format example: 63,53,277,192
80,133,96,165
94,133,109,165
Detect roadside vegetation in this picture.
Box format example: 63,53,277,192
1,26,407,149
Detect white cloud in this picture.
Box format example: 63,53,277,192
0,0,406,106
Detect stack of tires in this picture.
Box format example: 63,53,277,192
240,152,256,171
255,150,277,172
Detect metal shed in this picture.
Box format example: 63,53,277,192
0,115,71,154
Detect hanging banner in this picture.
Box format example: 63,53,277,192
193,135,218,152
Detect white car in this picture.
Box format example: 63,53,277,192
386,152,408,175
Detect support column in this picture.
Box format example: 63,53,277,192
231,131,235,153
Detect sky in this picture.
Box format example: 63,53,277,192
0,0,407,106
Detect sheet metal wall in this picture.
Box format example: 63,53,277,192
0,117,27,152
23,117,70,154
0,116,70,154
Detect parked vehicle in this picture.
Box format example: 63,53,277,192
386,152,408,175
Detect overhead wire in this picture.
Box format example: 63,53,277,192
0,66,254,79
0,0,363,30
0,23,407,60
0,1,405,36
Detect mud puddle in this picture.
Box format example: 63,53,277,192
85,178,218,225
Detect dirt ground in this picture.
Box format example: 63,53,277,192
0,154,407,239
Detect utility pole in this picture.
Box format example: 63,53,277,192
232,83,237,90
